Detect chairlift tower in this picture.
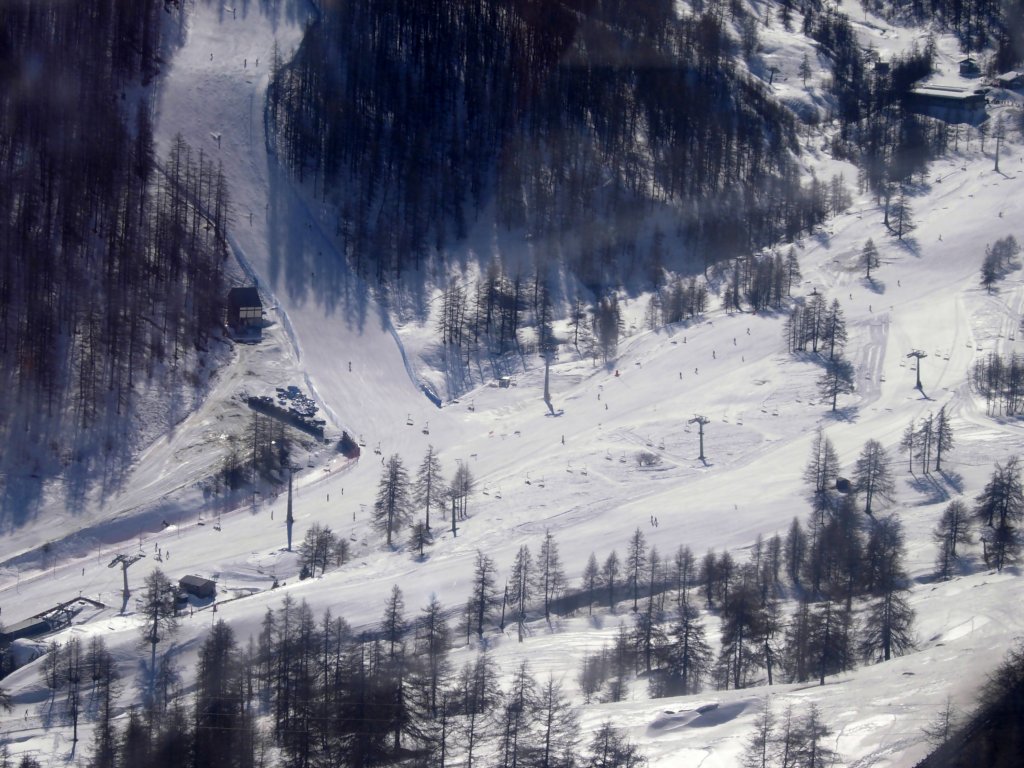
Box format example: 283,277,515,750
688,415,710,462
108,552,145,612
286,467,295,552
906,350,928,390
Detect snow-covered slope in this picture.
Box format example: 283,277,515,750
2,1,1024,765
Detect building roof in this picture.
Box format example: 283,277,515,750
1,617,51,638
179,574,216,589
912,84,971,96
227,286,261,309
909,84,985,102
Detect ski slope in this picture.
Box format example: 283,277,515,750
2,1,1024,764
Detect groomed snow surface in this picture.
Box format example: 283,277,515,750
3,1,1024,765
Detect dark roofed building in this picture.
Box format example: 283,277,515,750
959,57,980,76
0,617,52,643
227,286,263,338
179,574,217,599
906,84,986,123
995,71,1023,88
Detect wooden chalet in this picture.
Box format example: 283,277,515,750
179,574,217,599
227,286,263,338
959,57,981,76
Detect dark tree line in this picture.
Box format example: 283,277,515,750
980,235,1021,292
742,700,837,768
783,293,846,357
433,262,626,374
0,0,231,497
782,294,856,411
917,640,1024,768
972,352,1024,415
269,0,828,291
368,447,478,551
90,592,645,768
899,407,955,475
93,452,1024,768
864,0,1024,75
973,455,1024,571
572,502,913,704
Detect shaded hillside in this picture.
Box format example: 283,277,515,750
0,0,230,520
916,643,1024,768
268,0,824,289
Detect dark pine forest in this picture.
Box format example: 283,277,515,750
0,0,230,513
269,0,820,289
1,0,1022,503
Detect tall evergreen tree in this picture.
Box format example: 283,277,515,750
582,553,601,616
803,428,840,497
718,581,764,690
785,247,802,297
853,439,895,515
934,404,955,472
415,445,445,529
381,585,407,660
374,454,412,546
974,456,1024,571
585,721,647,768
817,355,855,411
861,238,880,280
900,418,917,473
625,528,648,612
497,661,537,768
456,654,501,768
741,698,776,768
509,545,533,640
470,552,498,638
784,517,807,586
783,599,814,684
861,517,915,662
808,600,855,685
299,523,337,577
414,595,451,720
822,299,848,361
535,531,566,622
933,499,973,580
917,413,935,475
531,675,579,768
673,545,696,609
87,637,119,768
450,462,476,521
656,604,713,696
792,703,838,768
139,569,178,702
601,551,621,610
193,621,253,768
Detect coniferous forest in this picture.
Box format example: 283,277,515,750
268,0,819,288
3,0,1024,765
0,0,230,511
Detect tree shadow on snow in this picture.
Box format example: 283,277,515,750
937,468,965,494
892,233,921,258
862,276,886,294
906,472,950,505
823,405,859,423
